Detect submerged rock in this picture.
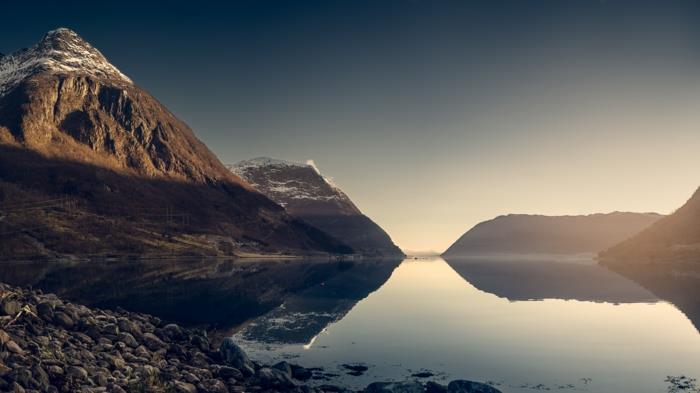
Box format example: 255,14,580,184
256,367,297,388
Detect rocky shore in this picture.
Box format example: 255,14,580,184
0,283,501,393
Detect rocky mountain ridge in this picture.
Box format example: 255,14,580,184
0,28,131,97
601,186,700,263
0,29,351,258
230,158,403,256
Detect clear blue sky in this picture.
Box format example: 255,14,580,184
4,1,700,251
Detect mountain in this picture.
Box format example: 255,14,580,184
601,186,700,263
229,157,404,256
0,28,352,258
599,187,700,331
443,212,663,257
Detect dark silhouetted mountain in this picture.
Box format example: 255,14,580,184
600,186,700,332
443,212,662,257
601,186,700,263
0,28,352,258
230,158,403,257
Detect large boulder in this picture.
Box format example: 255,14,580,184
219,337,254,376
366,381,425,393
447,380,501,393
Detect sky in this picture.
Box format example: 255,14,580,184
3,1,700,252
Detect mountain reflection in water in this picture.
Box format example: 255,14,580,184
236,259,401,345
0,258,377,329
1,255,699,392
443,255,658,303
235,257,700,392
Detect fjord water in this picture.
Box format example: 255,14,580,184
235,257,700,393
1,257,698,392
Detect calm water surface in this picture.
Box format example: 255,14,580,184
235,257,700,392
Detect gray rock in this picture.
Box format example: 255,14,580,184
0,329,11,345
173,380,197,393
5,340,24,354
10,368,33,388
366,381,425,393
141,332,166,351
36,302,54,320
31,366,50,391
0,362,10,377
203,378,228,393
0,299,20,316
272,361,293,376
216,366,243,380
256,367,297,388
117,332,139,348
219,337,254,376
9,382,25,393
291,364,313,381
163,323,184,340
95,371,109,387
53,312,74,328
447,380,501,393
66,366,88,380
190,334,209,352
47,366,63,376
103,323,119,336
117,318,140,335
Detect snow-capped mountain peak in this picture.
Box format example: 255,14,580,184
0,28,132,97
229,157,359,214
229,157,404,256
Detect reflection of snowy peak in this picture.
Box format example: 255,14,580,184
229,157,360,216
230,157,403,256
0,28,131,97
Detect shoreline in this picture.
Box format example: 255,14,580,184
0,282,499,393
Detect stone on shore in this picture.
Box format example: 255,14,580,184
219,337,255,375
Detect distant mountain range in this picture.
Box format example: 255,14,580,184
0,28,351,258
443,212,663,257
230,157,403,257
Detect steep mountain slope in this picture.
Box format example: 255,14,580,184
601,186,700,263
0,28,352,258
230,158,403,256
599,188,700,332
443,212,663,257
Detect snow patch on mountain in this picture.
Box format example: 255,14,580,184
228,157,357,209
0,28,132,97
